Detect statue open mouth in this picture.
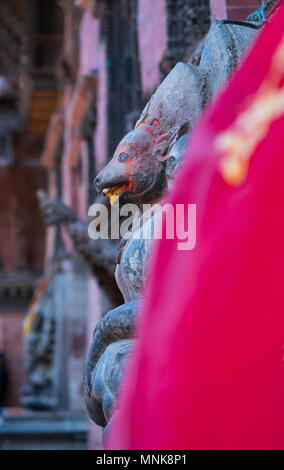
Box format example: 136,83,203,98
102,183,130,205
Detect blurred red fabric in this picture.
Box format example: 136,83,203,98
107,1,284,450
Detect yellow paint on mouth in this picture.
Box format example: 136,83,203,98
102,185,126,205
23,310,36,338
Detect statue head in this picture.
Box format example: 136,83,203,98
95,119,190,204
94,62,204,204
95,122,160,204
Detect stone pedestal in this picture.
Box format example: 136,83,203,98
0,408,87,450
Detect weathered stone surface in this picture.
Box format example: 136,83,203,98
84,301,139,426
22,262,91,413
22,280,57,410
0,410,87,450
199,20,257,93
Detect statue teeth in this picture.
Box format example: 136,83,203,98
110,194,119,205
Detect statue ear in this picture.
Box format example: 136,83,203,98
153,121,189,162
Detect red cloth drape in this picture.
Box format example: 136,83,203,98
107,2,284,450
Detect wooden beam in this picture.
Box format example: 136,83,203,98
41,110,64,168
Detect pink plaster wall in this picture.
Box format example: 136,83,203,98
94,41,107,170
138,0,167,95
62,11,104,229
77,140,89,220
210,0,227,19
62,84,74,210
210,0,259,20
78,11,107,210
80,10,107,171
79,10,98,76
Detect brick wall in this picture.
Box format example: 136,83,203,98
0,167,46,274
0,312,26,406
210,0,259,20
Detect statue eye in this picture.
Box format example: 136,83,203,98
118,153,128,163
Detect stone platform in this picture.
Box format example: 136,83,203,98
0,408,87,450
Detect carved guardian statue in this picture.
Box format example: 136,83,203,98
84,20,258,428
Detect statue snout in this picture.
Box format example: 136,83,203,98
94,173,103,192
94,165,129,194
